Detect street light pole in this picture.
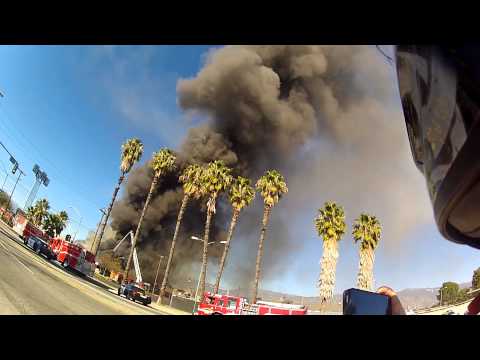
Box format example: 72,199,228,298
190,236,227,314
1,173,7,191
152,255,164,296
5,169,24,216
68,205,82,242
193,266,202,315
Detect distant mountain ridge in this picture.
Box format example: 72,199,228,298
168,276,472,312
215,282,472,311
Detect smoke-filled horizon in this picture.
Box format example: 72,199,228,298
104,45,433,296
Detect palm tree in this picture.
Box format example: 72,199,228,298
352,213,382,291
213,176,255,294
92,138,143,255
25,206,36,223
43,214,57,238
159,164,205,303
197,160,233,300
252,170,288,304
315,201,346,304
26,198,50,227
58,210,69,223
43,211,69,238
123,148,176,282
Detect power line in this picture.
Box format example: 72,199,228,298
0,102,104,209
0,159,8,174
0,140,16,159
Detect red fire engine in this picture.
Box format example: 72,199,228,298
12,210,50,242
195,292,308,315
50,238,96,277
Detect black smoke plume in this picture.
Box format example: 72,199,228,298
106,46,431,294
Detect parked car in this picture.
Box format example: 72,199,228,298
24,236,56,261
117,283,151,306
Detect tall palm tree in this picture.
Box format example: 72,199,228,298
198,160,232,300
315,201,346,304
123,148,176,282
92,138,143,255
159,164,205,303
352,213,382,291
213,176,255,294
252,170,288,304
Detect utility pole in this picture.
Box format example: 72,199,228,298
90,208,106,253
0,142,26,210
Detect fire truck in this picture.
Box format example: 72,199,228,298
50,237,96,277
195,292,308,315
12,210,50,242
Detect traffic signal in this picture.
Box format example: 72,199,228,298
12,162,18,174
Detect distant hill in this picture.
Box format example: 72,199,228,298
397,282,471,311
224,282,472,312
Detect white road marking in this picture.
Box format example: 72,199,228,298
0,234,164,314
0,238,34,275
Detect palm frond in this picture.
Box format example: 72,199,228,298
229,176,255,212
120,138,144,174
179,164,205,199
255,170,288,208
314,201,346,242
352,213,382,250
151,148,177,177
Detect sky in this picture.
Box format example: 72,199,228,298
0,45,478,297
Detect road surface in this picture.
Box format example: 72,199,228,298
0,223,168,315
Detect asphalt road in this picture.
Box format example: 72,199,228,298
0,224,167,315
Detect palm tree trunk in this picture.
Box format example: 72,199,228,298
213,209,240,294
123,174,159,283
252,205,271,304
159,194,190,304
356,246,375,291
318,236,339,304
198,202,215,301
92,173,125,256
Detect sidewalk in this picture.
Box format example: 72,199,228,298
149,302,191,315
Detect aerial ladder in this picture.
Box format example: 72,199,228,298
113,231,143,284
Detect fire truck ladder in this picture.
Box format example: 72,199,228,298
112,231,142,283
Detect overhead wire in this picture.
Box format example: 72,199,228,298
0,101,105,210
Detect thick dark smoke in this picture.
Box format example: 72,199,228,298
107,46,431,294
